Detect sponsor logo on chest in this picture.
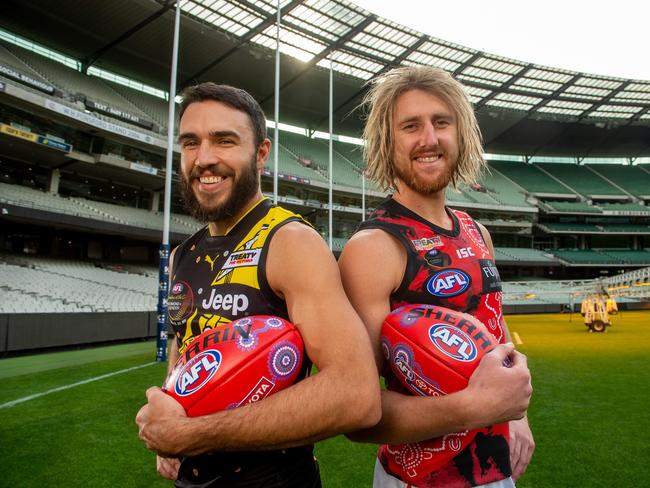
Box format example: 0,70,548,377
411,237,443,251
426,269,471,297
221,248,261,271
201,290,249,316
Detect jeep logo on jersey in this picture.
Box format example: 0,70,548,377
175,350,222,396
428,324,477,362
201,290,249,316
426,269,471,297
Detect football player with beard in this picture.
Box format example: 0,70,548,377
339,67,534,488
136,82,380,488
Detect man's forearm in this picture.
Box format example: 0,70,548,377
348,389,473,445
165,368,379,456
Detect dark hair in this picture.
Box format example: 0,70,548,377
178,82,267,146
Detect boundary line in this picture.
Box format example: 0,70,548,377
0,362,157,410
513,332,523,345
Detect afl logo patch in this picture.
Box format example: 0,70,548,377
426,269,471,297
428,324,477,362
175,350,221,396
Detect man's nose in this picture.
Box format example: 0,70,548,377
196,141,218,167
420,121,439,147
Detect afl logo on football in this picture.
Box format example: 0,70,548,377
428,324,477,362
175,350,221,396
426,269,471,297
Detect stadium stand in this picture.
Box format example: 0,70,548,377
599,224,650,233
540,201,602,213
537,222,602,233
538,163,627,198
597,202,650,214
0,10,648,340
0,44,53,89
2,43,152,123
268,132,329,183
489,161,576,196
274,131,364,187
479,170,530,207
551,249,626,265
0,182,201,235
586,164,650,199
599,250,650,264
106,82,171,129
0,254,157,313
494,247,559,264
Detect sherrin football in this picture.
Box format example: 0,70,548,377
381,304,497,398
162,315,304,417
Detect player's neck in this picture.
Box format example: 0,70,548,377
208,191,265,236
393,183,452,230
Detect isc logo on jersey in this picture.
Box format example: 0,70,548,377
175,350,222,396
428,324,477,362
426,269,471,297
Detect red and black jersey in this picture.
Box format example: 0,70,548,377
358,197,510,488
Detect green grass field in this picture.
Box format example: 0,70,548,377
1,311,648,487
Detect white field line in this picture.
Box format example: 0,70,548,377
0,362,157,410
513,332,523,345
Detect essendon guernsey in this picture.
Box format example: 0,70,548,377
358,197,510,488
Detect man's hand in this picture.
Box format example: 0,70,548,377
136,386,188,457
463,343,532,429
156,455,181,480
509,416,535,481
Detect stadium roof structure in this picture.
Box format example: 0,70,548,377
3,0,650,157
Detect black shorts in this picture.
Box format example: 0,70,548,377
175,445,321,488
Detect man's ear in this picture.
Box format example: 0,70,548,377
256,138,271,171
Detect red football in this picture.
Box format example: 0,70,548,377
380,305,505,476
381,304,497,397
162,316,304,417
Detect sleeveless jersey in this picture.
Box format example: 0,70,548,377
168,198,315,487
359,198,510,488
168,198,304,352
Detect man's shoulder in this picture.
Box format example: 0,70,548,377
267,203,307,224
344,227,404,261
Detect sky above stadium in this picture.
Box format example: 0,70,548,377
350,0,650,81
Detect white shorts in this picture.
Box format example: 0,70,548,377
373,459,516,488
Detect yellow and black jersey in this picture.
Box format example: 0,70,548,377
167,198,307,354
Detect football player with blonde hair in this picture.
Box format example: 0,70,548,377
340,66,534,487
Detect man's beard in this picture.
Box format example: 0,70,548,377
181,157,259,224
395,151,456,195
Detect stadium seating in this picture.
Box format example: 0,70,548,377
599,224,650,233
107,82,170,129
538,163,625,198
551,249,625,264
0,44,52,87
495,247,558,263
489,161,575,195
0,182,201,235
599,250,650,264
478,170,530,207
597,202,650,214
0,254,157,313
586,164,650,199
537,222,602,233
268,132,329,183
541,201,602,213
